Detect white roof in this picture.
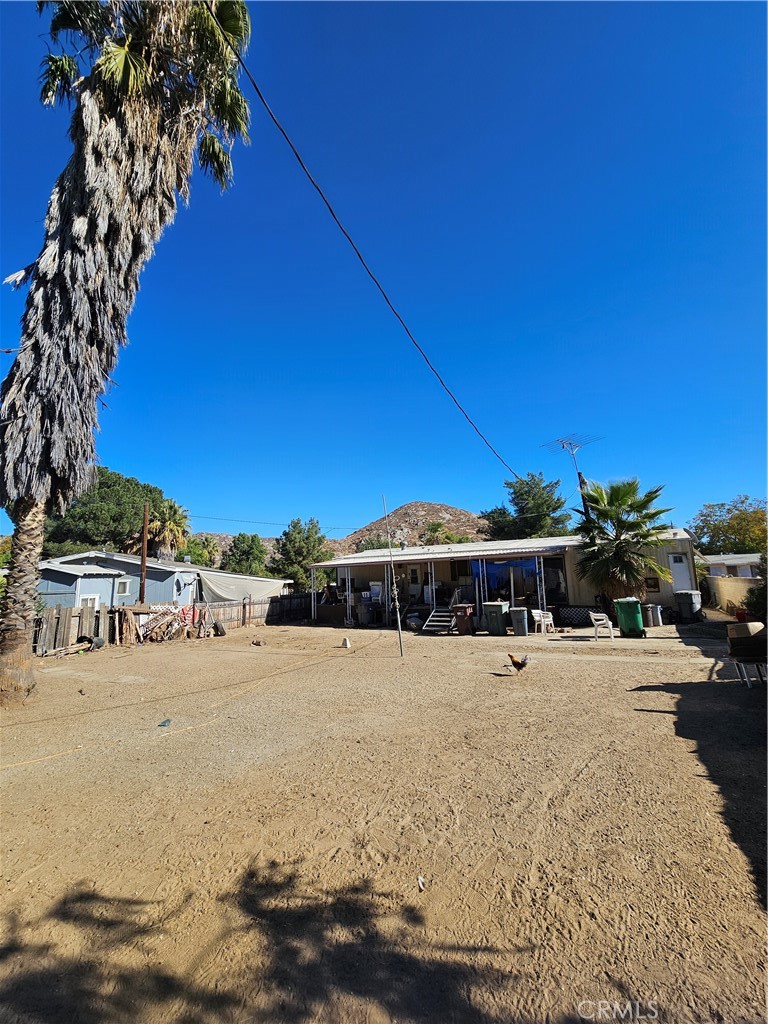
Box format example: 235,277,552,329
702,553,761,566
312,529,692,569
47,551,291,585
39,560,123,578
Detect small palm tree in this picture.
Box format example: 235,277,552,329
422,522,448,544
0,1,250,695
574,479,673,601
421,521,471,545
198,534,220,567
148,500,190,561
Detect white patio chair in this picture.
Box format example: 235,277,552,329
589,611,614,640
532,609,555,634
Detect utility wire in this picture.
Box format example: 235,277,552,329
189,514,358,532
204,1,521,481
188,499,578,533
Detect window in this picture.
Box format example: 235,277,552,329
645,577,660,592
410,568,419,584
80,595,99,609
672,555,684,564
116,580,130,596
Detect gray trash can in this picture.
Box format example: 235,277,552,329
642,605,655,628
675,591,702,623
509,607,529,636
649,604,663,627
483,601,510,636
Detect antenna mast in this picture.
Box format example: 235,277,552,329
541,434,602,520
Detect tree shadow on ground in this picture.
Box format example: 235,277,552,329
0,889,236,1024
631,676,766,908
229,858,519,1023
0,866,626,1024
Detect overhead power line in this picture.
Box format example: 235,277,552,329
204,1,521,481
188,496,581,535
189,514,357,532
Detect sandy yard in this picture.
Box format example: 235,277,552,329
0,623,765,1024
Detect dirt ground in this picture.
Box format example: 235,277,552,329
1,623,765,1024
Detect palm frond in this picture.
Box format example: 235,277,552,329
210,75,250,141
209,0,251,51
197,131,233,190
191,0,250,57
119,1,151,38
47,1,111,44
95,37,150,97
3,265,36,290
39,52,79,105
574,478,674,598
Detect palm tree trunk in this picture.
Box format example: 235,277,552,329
0,498,47,702
1,89,196,702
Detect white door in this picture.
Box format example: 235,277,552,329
668,553,692,591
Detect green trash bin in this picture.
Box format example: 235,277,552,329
613,597,645,639
483,601,509,636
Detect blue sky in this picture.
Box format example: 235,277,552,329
1,2,765,540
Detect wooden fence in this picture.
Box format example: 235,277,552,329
195,594,312,629
32,593,314,655
33,604,111,656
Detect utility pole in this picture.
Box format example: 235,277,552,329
383,495,404,659
139,502,149,603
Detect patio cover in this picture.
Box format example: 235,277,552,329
197,571,289,604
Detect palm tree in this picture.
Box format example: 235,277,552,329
420,521,471,545
197,534,220,567
148,499,190,560
0,1,250,697
574,479,673,601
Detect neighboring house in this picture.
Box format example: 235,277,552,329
37,559,124,609
310,529,698,626
701,553,762,579
2,561,124,610
36,551,290,610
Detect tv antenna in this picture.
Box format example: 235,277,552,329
541,434,603,518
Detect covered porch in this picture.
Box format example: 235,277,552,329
310,537,575,631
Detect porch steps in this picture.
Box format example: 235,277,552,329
421,606,455,635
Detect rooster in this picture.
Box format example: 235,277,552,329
507,654,529,673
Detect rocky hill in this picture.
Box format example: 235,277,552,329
193,502,486,562
328,501,485,555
